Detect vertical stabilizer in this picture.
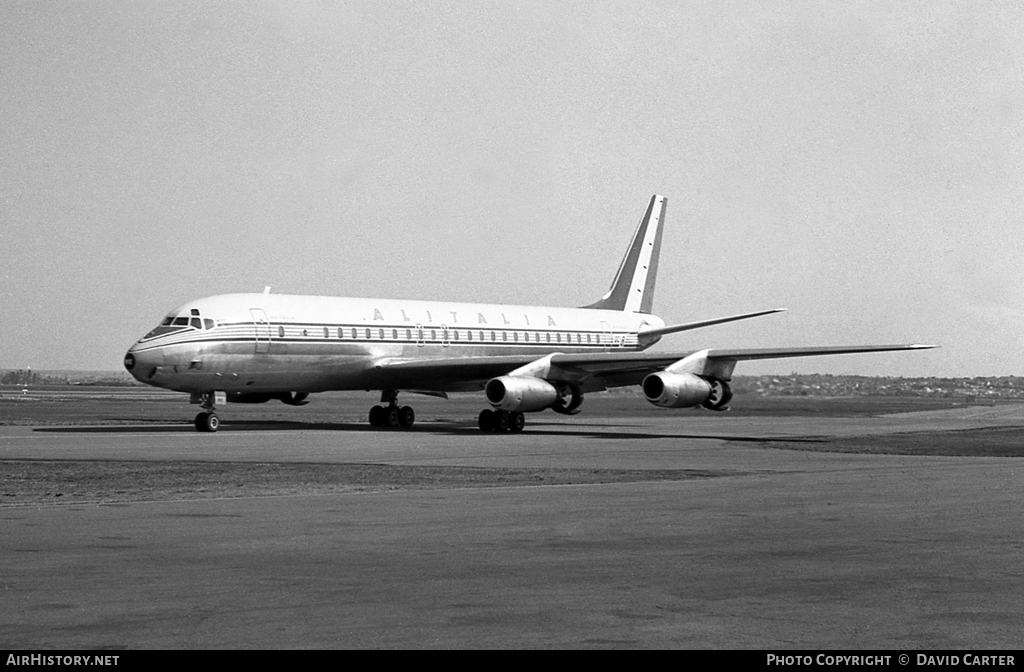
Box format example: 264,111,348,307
581,195,666,314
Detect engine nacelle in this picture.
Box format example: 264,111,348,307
642,371,714,409
279,392,310,406
552,382,584,415
485,376,558,412
701,379,732,411
226,391,310,406
226,392,272,404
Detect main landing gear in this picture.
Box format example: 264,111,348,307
478,409,525,433
368,390,416,428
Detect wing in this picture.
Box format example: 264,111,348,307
368,344,935,393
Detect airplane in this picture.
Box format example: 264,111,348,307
123,195,933,432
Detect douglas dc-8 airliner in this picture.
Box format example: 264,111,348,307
124,195,932,432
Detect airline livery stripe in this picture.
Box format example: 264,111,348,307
130,326,639,353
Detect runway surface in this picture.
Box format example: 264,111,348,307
2,404,1023,648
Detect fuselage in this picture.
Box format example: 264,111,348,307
125,293,665,395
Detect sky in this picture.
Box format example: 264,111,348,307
1,1,1022,377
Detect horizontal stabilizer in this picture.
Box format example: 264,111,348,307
638,308,785,341
705,344,937,361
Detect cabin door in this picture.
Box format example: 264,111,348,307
250,308,271,354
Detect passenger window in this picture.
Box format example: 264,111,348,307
338,328,343,338
279,326,285,338
379,328,385,339
393,329,398,339
365,328,371,339
352,328,357,339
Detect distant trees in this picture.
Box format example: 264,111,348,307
743,374,1024,399
1,370,44,385
1,370,137,386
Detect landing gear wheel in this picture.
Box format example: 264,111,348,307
494,410,511,432
478,409,495,432
386,405,400,427
509,411,525,433
195,412,219,433
399,406,416,428
369,405,386,427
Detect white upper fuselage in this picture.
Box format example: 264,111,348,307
126,293,666,394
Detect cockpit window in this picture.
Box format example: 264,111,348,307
145,324,184,338
143,309,211,339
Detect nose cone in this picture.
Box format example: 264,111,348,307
124,342,159,384
124,347,150,384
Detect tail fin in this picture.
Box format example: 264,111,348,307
581,195,666,314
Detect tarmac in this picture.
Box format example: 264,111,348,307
2,405,1023,649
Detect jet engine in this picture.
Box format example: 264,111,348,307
226,391,310,406
485,376,558,412
700,378,732,411
552,382,584,415
227,392,273,404
642,371,731,410
279,391,310,406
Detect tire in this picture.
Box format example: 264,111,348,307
494,410,510,432
386,406,400,427
509,411,525,433
478,409,495,432
195,412,218,433
399,406,415,428
368,405,385,427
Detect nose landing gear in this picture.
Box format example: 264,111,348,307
191,391,224,433
194,411,220,432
